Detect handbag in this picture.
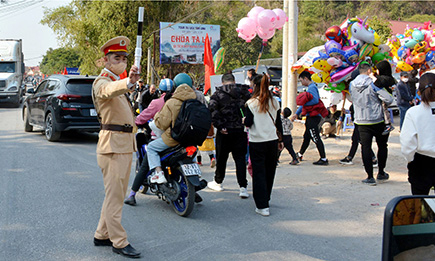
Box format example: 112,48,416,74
267,111,283,142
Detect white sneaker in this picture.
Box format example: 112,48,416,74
207,180,223,191
255,208,270,216
239,187,249,198
150,171,167,184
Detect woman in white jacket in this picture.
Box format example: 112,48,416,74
400,72,435,195
244,74,283,216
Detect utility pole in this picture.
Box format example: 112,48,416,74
281,0,289,109
287,0,298,114
147,47,151,84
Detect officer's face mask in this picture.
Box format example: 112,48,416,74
107,61,127,76
402,77,409,83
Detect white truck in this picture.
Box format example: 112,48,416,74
0,39,25,106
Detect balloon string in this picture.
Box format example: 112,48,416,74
255,44,265,73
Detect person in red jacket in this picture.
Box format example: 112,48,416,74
290,71,329,165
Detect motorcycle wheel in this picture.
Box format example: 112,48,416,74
171,172,195,217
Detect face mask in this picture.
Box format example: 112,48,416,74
107,62,127,76
402,78,409,83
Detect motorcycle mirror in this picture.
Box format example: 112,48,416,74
382,195,435,261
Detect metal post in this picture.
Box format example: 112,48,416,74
287,0,298,114
147,47,151,84
281,0,289,109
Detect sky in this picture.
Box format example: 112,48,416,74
0,0,72,66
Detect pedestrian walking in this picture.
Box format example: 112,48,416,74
349,63,393,185
396,71,414,130
279,107,298,165
92,36,140,258
207,72,251,198
291,71,329,165
401,72,435,195
244,74,283,216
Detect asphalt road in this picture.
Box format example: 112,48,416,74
0,102,411,261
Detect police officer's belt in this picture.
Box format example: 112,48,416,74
100,124,133,133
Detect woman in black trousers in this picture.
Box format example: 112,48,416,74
244,74,283,216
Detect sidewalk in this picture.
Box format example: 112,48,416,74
197,115,409,260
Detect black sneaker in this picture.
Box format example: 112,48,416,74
362,177,376,185
339,157,353,165
124,196,136,206
377,172,389,182
297,152,303,161
290,159,299,165
313,159,329,165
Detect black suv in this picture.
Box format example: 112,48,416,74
22,74,100,141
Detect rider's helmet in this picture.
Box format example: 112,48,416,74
158,78,175,93
173,73,193,88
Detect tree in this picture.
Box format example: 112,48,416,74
369,16,392,44
40,47,81,75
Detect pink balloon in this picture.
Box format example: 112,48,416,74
257,26,275,42
238,33,256,43
257,9,277,30
273,8,287,30
236,17,257,39
247,6,265,26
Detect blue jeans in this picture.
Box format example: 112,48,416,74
399,104,411,130
146,138,170,171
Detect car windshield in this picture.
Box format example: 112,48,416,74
0,62,15,73
66,79,94,95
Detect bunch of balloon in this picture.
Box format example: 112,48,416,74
236,6,288,72
236,6,288,44
387,22,435,73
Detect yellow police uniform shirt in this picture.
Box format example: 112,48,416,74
93,69,136,154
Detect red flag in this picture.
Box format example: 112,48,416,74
119,70,128,79
203,33,215,95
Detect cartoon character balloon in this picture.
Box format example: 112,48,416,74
236,17,257,42
257,9,277,30
273,8,288,30
325,26,343,43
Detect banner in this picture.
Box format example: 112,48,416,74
160,22,220,64
66,67,80,75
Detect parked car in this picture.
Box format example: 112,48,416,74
232,65,282,87
22,74,100,141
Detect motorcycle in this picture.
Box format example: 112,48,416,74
135,131,205,217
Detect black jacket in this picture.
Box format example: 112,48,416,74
209,83,251,132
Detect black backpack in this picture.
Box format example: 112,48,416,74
171,99,212,147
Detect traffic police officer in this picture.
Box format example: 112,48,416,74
92,36,141,258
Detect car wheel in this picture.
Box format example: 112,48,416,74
45,112,61,141
23,106,33,132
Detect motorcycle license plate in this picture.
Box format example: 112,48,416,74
90,109,97,116
181,163,201,176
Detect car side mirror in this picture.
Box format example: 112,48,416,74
382,195,435,261
27,88,35,94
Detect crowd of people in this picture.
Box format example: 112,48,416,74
91,35,435,259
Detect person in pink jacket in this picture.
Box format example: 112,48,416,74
124,79,175,206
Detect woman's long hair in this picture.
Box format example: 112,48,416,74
251,74,275,113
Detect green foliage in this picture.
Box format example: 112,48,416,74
406,14,435,23
39,47,80,74
369,16,392,44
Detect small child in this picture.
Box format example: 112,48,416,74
373,61,396,135
197,125,216,168
279,107,299,165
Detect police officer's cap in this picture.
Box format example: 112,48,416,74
100,36,130,56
